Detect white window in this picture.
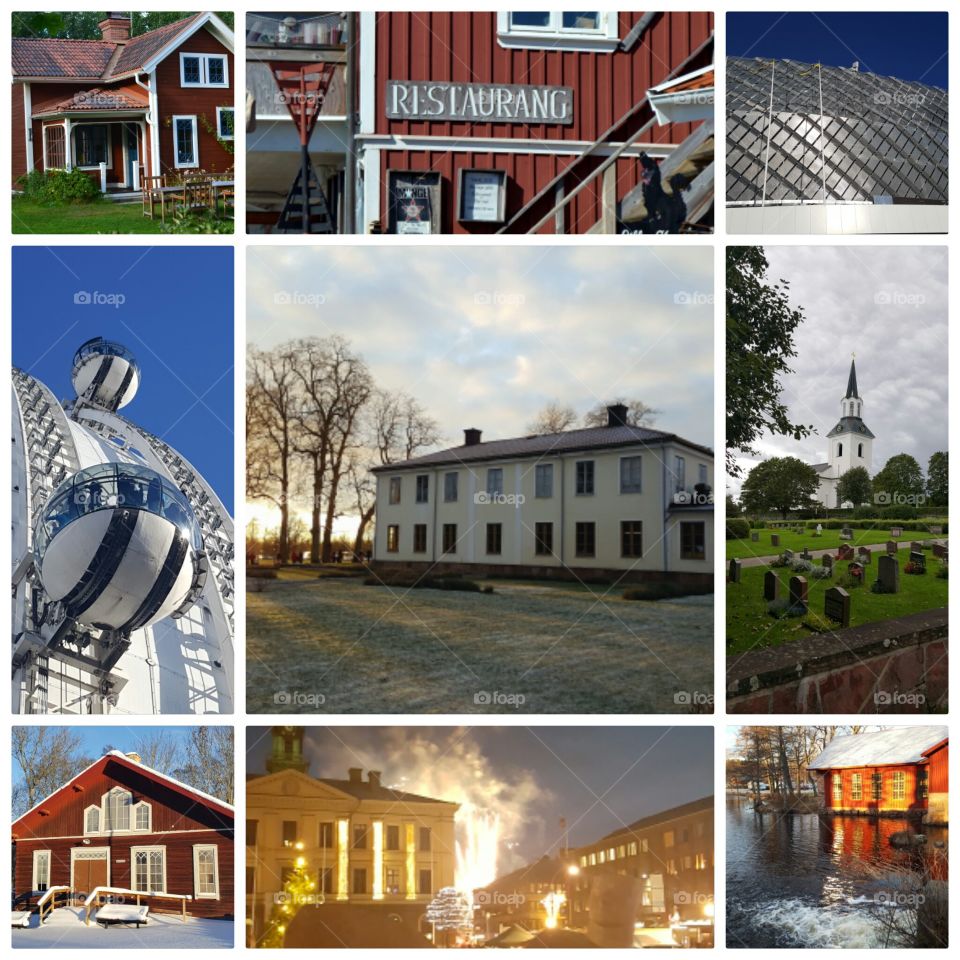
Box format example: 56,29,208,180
103,787,132,832
215,106,235,140
497,12,620,51
173,116,199,169
84,805,101,835
673,456,686,493
74,124,111,169
132,846,166,893
535,463,553,498
134,801,152,832
620,456,642,493
179,52,229,88
193,844,220,899
33,850,51,892
486,468,504,497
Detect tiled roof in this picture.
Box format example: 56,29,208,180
809,726,948,770
35,86,149,115
12,13,204,79
372,424,712,472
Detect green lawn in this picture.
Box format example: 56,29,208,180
12,198,233,235
727,547,948,653
727,527,934,561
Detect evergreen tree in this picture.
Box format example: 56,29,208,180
259,845,316,948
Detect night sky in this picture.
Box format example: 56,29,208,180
12,246,235,512
727,12,948,89
247,726,713,867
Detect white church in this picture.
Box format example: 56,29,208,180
810,357,875,508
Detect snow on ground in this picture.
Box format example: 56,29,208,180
13,906,233,949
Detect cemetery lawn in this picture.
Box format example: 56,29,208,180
727,558,948,654
727,528,926,561
247,572,714,713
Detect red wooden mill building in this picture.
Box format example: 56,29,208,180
245,11,714,234
12,751,234,921
809,726,948,825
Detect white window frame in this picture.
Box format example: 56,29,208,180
832,773,843,802
72,123,113,171
84,804,101,835
179,52,229,88
619,455,643,494
133,800,152,832
33,850,52,891
131,845,167,894
172,115,199,169
102,787,132,833
193,844,220,899
535,463,553,498
497,11,620,52
42,121,68,171
215,105,235,140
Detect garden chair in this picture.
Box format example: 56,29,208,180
141,174,166,220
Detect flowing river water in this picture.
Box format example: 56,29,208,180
726,792,947,948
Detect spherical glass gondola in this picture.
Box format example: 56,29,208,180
71,337,141,410
34,463,204,631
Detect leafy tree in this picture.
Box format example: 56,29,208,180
725,494,742,518
13,11,234,38
926,451,948,508
726,247,812,475
873,454,925,508
740,457,820,520
836,466,873,508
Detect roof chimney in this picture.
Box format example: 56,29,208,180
98,13,131,43
607,403,629,427
125,752,142,764
348,767,363,783
368,770,382,788
464,428,482,446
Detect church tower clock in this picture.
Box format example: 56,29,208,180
267,725,309,774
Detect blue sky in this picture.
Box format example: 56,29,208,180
12,246,234,512
727,12,948,88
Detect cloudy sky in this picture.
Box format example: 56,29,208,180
248,245,713,522
729,245,948,496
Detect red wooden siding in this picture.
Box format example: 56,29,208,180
926,743,948,793
824,765,928,814
154,28,234,175
12,83,28,182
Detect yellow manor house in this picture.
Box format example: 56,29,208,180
246,728,457,946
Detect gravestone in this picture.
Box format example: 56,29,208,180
770,534,780,547
857,546,872,565
910,551,926,572
729,558,742,583
886,540,898,555
840,526,854,540
878,554,900,594
801,547,812,561
783,548,794,561
764,570,780,601
929,525,943,535
789,575,808,609
890,526,903,537
821,553,833,571
838,544,854,561
750,531,760,542
932,542,946,559
910,541,923,553
824,586,851,628
847,561,864,579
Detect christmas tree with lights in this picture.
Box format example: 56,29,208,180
426,886,473,946
259,844,316,948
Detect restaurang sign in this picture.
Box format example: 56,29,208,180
386,80,574,125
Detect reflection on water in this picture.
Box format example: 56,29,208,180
726,792,948,948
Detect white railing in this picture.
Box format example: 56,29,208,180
36,886,71,923
83,886,193,925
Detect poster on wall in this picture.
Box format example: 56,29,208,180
458,169,507,223
388,171,441,234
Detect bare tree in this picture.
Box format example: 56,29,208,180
13,727,93,817
583,398,660,427
175,727,235,804
527,402,578,435
100,730,181,775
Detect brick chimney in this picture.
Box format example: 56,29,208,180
464,428,482,446
348,767,363,783
368,770,382,788
99,13,131,43
607,403,629,427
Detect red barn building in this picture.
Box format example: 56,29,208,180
809,726,948,825
12,750,234,921
12,13,234,191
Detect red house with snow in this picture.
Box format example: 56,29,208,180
12,751,234,923
12,12,234,192
809,726,948,825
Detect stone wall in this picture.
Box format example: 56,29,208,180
727,609,948,713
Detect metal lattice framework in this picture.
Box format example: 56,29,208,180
726,56,948,205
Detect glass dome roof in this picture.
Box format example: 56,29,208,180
71,337,140,378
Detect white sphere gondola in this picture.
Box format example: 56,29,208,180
34,463,205,632
71,337,140,411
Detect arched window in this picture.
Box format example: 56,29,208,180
134,801,152,831
84,805,101,835
837,443,843,457
103,787,132,831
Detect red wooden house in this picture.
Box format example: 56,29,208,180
809,726,948,824
358,10,714,234
12,12,234,191
12,750,234,920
